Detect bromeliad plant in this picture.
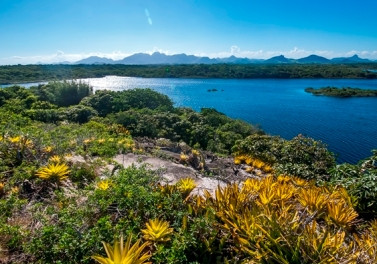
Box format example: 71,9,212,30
176,178,196,197
36,162,70,181
97,179,111,191
234,154,273,173
92,234,152,264
141,219,174,243
195,174,366,263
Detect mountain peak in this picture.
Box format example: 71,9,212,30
297,54,330,63
74,52,374,65
76,56,114,64
265,55,293,63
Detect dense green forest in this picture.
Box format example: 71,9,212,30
1,82,377,263
305,86,377,97
1,63,377,84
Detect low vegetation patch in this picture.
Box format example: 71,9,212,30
305,86,377,97
1,81,377,263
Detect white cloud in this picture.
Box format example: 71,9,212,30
145,47,174,55
230,45,241,55
0,51,132,65
199,46,377,60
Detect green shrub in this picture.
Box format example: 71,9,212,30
329,150,377,218
31,81,92,107
233,134,336,180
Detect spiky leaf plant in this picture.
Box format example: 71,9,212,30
141,219,174,243
36,163,70,181
97,180,110,190
176,178,196,197
298,187,329,215
48,155,62,164
327,201,358,228
92,234,151,264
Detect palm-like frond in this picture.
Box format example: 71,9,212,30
141,219,174,243
92,235,151,264
36,163,70,181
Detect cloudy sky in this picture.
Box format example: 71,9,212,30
1,0,377,64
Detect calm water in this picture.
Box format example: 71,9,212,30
5,76,377,163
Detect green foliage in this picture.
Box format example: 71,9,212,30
64,105,98,124
329,151,377,218
2,77,377,263
68,163,97,187
81,88,174,117
0,86,37,113
80,90,113,117
306,86,377,97
30,81,92,107
1,64,377,84
233,134,336,180
113,107,260,154
25,108,62,123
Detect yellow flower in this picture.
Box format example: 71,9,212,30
291,176,309,187
274,183,294,201
180,153,189,162
24,138,33,148
245,156,253,165
191,149,200,156
262,164,273,173
327,201,358,228
277,175,291,184
11,186,19,194
8,136,21,143
92,234,151,264
298,187,328,214
97,180,110,190
176,178,196,196
258,187,276,205
141,219,174,243
242,178,261,193
83,138,93,144
97,138,105,144
36,163,70,181
234,157,242,165
49,155,61,164
43,146,53,153
245,166,253,173
252,159,265,169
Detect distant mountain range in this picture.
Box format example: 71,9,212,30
75,52,376,65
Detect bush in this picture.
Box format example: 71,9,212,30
81,88,174,116
233,134,336,180
329,150,377,218
31,81,92,107
64,105,98,124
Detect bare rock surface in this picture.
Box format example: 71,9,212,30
113,153,226,194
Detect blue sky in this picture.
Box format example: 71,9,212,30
1,0,377,64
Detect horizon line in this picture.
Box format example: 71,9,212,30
1,49,377,66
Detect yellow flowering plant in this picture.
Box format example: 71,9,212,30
141,219,174,243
